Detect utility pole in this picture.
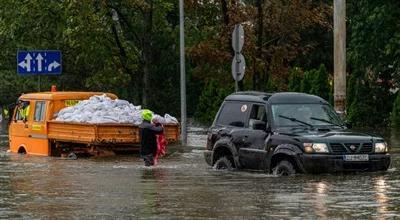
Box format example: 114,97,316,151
334,0,346,114
179,0,187,146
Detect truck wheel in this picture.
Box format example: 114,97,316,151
273,160,296,176
18,147,26,154
213,156,234,171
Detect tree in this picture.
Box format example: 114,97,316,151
391,92,400,127
346,0,400,126
187,0,330,91
310,64,330,101
288,67,303,92
0,0,181,117
195,79,231,124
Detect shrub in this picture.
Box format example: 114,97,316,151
194,79,232,124
391,92,400,127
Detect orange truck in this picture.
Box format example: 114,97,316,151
8,91,179,157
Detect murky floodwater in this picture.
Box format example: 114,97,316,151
1,127,400,219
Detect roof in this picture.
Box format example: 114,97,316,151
19,92,118,101
225,91,273,103
224,91,328,104
268,92,327,104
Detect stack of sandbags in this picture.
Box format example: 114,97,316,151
55,94,178,125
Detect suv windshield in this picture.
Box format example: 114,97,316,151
271,103,343,127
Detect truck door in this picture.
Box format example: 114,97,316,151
9,100,32,154
30,100,50,155
9,100,50,156
238,104,269,170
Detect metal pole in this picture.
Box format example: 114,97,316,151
235,79,239,92
179,0,187,146
38,75,41,92
333,0,346,114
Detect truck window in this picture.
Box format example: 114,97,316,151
250,105,266,121
34,101,46,122
15,110,23,121
249,104,267,128
216,102,249,127
14,101,30,121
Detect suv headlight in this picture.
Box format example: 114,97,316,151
374,142,388,153
304,143,329,153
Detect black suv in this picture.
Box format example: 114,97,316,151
204,91,391,175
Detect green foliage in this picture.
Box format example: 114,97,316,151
300,70,313,94
265,77,279,92
348,0,400,77
309,64,330,101
0,0,398,127
0,0,182,116
347,75,373,127
345,0,399,127
0,71,37,105
288,65,331,101
288,67,303,92
391,92,400,127
194,80,232,124
347,72,393,127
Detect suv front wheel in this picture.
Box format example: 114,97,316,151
214,156,234,170
273,160,296,176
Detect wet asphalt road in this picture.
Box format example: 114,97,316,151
1,128,400,219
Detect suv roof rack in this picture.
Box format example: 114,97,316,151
233,91,274,96
226,91,274,102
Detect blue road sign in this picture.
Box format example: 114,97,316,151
17,50,62,75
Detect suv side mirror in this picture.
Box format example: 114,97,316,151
252,120,266,131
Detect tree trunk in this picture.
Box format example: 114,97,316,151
220,0,229,25
254,0,264,91
142,1,153,107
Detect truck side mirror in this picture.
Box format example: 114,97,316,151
252,120,266,131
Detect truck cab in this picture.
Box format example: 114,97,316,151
204,91,391,175
9,92,117,156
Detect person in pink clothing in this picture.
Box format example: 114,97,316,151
152,118,167,165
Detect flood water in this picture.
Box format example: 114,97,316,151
1,127,400,219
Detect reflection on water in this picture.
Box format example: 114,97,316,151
375,177,388,219
0,127,400,218
313,181,329,220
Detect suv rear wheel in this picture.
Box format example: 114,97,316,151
273,160,296,176
214,156,234,170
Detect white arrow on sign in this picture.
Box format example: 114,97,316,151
18,53,33,72
36,53,44,71
48,61,60,71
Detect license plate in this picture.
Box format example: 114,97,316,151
343,154,369,161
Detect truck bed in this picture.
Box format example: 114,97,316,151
47,121,180,145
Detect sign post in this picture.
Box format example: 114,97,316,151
232,24,245,92
17,50,62,91
179,0,187,146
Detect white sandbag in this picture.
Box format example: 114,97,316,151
164,114,179,124
55,94,179,125
153,114,166,124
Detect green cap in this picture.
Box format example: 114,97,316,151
142,109,153,122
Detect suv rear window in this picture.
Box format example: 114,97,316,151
216,102,249,127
